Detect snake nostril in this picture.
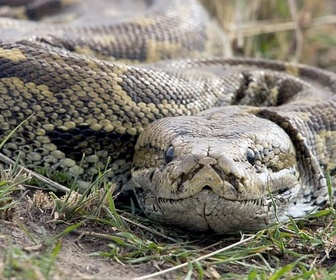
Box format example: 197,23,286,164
202,185,213,192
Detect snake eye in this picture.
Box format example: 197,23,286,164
246,148,256,165
165,146,175,163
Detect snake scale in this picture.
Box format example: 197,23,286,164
0,0,335,233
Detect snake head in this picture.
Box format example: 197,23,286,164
132,107,305,233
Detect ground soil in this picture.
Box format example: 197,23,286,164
0,192,166,280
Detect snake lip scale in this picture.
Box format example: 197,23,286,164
0,0,335,233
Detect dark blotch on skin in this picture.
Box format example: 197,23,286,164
47,126,137,162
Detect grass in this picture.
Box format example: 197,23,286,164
1,0,336,279
0,167,27,219
2,240,61,280
1,162,336,279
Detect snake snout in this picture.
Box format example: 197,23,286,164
181,155,245,199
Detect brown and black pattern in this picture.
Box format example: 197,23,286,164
0,0,335,233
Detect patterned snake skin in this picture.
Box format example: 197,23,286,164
0,0,335,233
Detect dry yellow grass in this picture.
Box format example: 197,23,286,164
202,0,336,70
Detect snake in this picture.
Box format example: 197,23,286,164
0,0,335,234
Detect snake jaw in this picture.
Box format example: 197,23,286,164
134,167,301,233
134,187,271,233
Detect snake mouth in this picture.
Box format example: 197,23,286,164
148,177,302,231
136,179,302,232
136,188,271,233
156,192,265,207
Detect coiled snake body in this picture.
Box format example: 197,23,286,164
0,0,335,233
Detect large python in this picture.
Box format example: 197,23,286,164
0,0,335,234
